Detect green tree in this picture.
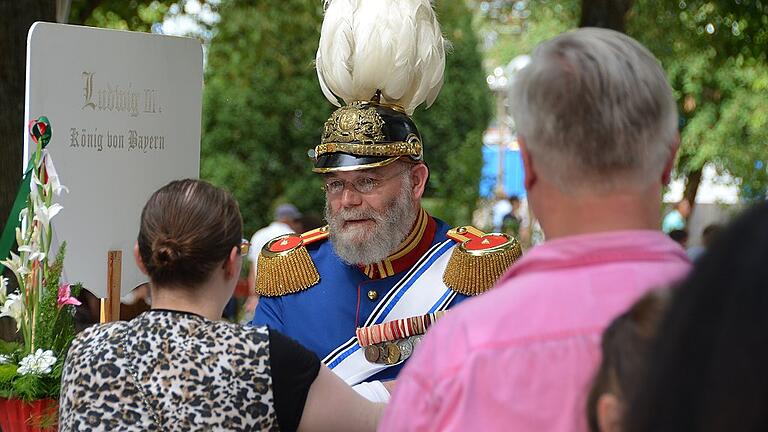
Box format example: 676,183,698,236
579,0,633,31
478,0,578,69
474,0,768,203
629,0,768,202
415,0,493,225
201,0,330,236
69,0,172,31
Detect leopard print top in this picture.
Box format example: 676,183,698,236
59,310,278,431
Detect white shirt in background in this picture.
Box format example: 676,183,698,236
248,221,294,266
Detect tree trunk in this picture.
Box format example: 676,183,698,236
0,2,56,232
579,0,634,32
683,165,703,214
0,0,56,341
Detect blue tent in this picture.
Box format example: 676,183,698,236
479,144,526,198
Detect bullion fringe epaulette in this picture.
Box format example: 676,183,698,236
255,226,329,297
443,225,523,296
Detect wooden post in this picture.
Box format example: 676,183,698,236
100,250,122,323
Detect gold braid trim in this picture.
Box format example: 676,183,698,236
256,245,320,297
315,141,422,158
443,235,523,296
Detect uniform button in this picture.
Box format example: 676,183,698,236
367,290,379,301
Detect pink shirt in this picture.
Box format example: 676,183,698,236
381,230,691,432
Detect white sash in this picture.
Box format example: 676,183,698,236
323,239,458,385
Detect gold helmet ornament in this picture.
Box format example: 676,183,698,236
311,0,447,173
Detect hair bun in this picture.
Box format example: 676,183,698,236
152,237,183,269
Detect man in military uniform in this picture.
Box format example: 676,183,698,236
251,0,521,401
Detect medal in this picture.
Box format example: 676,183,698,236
397,338,414,360
364,345,381,362
383,342,401,365
409,335,423,348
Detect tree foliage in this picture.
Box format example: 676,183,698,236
202,0,330,236
629,0,768,200
416,0,493,224
479,0,578,68
475,0,768,201
69,0,172,31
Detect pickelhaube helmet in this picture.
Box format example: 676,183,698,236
311,0,446,173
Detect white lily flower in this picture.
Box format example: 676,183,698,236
17,349,56,375
0,252,30,280
43,152,68,196
33,203,63,227
28,251,46,263
0,292,24,330
17,211,30,241
0,276,7,304
17,244,34,254
0,354,10,365
18,234,45,263
29,170,42,201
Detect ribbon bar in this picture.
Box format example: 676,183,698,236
356,310,448,347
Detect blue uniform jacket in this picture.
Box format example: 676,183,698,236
252,218,469,382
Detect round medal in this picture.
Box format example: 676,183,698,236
384,342,401,365
397,338,414,360
364,345,381,363
409,335,423,347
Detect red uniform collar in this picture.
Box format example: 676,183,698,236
359,208,437,279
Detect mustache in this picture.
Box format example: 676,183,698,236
333,209,384,223
329,201,396,225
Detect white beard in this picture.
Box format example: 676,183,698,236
325,177,417,266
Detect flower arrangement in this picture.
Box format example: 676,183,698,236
0,117,81,409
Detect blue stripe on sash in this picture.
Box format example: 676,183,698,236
372,241,455,325
429,289,454,313
328,345,360,369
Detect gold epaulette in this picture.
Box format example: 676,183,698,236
442,225,523,296
255,226,329,297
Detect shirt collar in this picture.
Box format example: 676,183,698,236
360,208,437,279
500,229,690,282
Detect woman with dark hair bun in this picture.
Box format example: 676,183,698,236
59,179,382,431
625,201,768,432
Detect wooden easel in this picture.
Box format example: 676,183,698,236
99,250,122,323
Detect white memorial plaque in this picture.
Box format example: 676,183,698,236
24,22,203,297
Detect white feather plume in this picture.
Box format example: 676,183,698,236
316,0,446,115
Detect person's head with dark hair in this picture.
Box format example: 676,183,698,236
509,195,521,211
667,229,688,247
626,201,768,432
587,290,670,432
135,179,244,318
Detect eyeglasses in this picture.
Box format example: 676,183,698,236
323,168,408,195
239,239,251,257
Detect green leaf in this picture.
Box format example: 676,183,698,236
0,340,21,355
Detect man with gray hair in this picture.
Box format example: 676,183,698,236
381,28,692,431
